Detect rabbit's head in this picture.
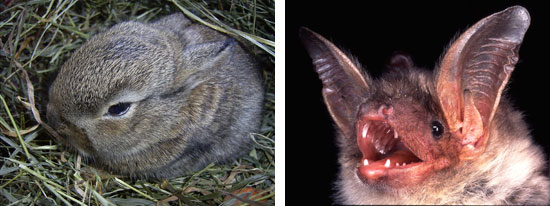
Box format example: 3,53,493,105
47,13,264,178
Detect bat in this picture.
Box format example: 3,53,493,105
299,5,550,204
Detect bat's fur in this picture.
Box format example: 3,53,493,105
334,66,550,204
301,6,550,205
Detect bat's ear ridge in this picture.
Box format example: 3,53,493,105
387,52,415,72
300,27,372,139
435,6,530,160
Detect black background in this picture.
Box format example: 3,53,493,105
286,1,550,204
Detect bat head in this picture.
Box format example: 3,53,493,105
300,6,530,188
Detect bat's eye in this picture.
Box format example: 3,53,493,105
431,120,444,139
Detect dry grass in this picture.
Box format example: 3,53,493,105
0,0,274,205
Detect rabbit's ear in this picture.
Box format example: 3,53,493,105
300,27,372,139
435,6,530,160
173,37,239,86
181,37,238,70
151,13,192,36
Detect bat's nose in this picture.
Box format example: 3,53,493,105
358,103,394,121
378,104,394,117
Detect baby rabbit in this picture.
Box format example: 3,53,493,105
47,13,264,179
301,6,549,204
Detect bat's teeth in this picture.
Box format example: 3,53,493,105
362,123,369,139
384,159,391,168
394,129,399,139
396,162,400,167
363,159,369,166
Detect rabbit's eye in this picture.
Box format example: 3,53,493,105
107,102,131,116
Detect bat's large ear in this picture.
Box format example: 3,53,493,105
436,6,530,160
300,27,372,139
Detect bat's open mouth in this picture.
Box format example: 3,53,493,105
355,118,429,185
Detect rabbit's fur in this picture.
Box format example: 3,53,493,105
47,13,264,178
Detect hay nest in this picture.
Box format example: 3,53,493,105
0,0,274,205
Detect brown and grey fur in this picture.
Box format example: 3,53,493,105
334,67,549,204
47,13,264,179
301,6,549,205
